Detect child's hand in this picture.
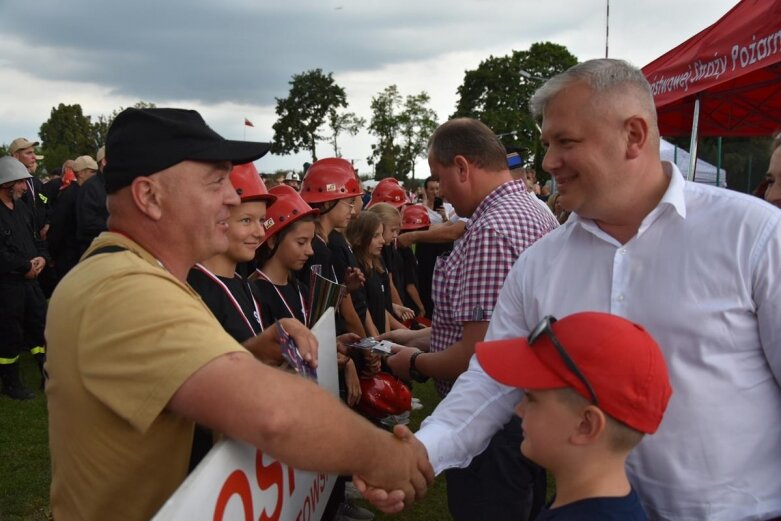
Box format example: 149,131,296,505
345,267,366,292
344,360,362,407
393,304,415,322
361,350,381,376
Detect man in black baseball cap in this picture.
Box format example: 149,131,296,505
46,108,433,521
103,107,272,193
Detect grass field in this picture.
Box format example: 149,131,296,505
0,353,452,521
0,353,51,521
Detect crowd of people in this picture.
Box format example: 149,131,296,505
1,57,780,521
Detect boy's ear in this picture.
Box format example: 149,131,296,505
570,405,607,446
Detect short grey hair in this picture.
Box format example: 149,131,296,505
530,59,657,125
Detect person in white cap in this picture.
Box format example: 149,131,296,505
9,137,48,237
0,156,49,400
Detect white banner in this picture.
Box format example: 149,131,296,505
153,309,339,521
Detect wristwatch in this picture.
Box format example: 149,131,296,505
409,351,429,383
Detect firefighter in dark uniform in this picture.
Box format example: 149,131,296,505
0,157,49,399
9,138,49,237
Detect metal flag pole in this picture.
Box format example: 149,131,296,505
605,0,610,58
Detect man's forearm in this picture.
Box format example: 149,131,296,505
406,221,465,245
170,352,432,491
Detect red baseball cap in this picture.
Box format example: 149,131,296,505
476,312,672,434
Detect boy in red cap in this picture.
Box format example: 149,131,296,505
476,311,672,520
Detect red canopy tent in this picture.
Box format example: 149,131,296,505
642,0,781,138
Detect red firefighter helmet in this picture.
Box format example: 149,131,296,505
230,162,276,203
300,157,360,204
401,204,431,230
356,372,412,420
367,178,408,209
261,184,319,243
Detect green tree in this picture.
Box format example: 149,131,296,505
326,109,365,157
271,69,347,162
367,85,403,180
397,92,438,179
91,101,158,149
452,41,578,179
39,103,95,171
367,86,438,180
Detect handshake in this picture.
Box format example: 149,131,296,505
351,424,435,514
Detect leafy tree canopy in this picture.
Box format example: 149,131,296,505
271,69,347,162
367,85,438,180
452,41,578,178
39,103,95,170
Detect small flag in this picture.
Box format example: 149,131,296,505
244,118,254,127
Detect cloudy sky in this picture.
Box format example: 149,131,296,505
0,0,737,176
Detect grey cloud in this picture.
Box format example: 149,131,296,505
0,0,593,106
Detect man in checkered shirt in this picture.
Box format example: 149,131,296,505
383,118,559,521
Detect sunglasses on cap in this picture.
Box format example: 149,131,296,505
528,316,599,405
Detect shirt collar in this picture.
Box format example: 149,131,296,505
569,160,687,226
658,160,687,219
466,179,525,229
567,161,688,242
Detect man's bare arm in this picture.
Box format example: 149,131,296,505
168,352,433,508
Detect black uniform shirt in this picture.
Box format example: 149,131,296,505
0,198,47,278
381,243,404,311
187,268,263,343
328,230,368,330
362,265,391,334
76,172,108,254
254,277,307,326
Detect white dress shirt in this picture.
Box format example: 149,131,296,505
417,162,781,521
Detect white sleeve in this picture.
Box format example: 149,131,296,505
755,213,781,383
415,258,530,474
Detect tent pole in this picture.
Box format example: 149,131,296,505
716,137,722,187
687,97,701,182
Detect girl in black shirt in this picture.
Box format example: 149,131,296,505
252,184,317,326
345,211,392,336
187,163,274,345
297,158,366,337
367,202,416,328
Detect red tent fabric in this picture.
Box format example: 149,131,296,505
642,0,781,136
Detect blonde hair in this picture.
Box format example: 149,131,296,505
367,202,401,227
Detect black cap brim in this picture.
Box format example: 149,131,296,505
189,140,272,165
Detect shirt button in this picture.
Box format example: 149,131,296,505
617,294,625,301
620,249,628,255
